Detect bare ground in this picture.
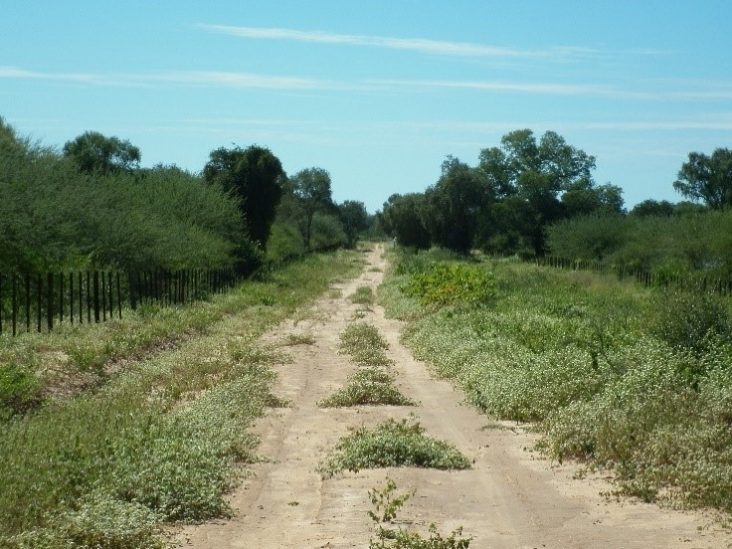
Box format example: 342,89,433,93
181,245,730,549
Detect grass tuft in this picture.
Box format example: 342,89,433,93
319,367,415,407
320,418,471,477
349,285,375,305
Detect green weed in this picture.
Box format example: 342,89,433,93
367,478,472,549
320,418,471,477
319,367,415,407
350,285,375,305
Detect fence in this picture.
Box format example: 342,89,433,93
0,268,237,337
533,256,732,297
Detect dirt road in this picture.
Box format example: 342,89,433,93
182,245,729,548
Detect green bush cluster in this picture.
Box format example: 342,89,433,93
381,250,732,513
320,418,471,477
402,262,496,307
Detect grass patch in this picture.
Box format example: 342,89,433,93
319,367,415,407
281,333,316,346
339,322,394,368
0,250,362,547
320,418,471,477
350,285,375,305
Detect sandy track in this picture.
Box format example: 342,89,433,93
182,245,729,549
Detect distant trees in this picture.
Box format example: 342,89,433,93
63,131,140,175
673,148,732,209
203,145,285,249
380,129,621,255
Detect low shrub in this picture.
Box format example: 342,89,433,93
320,418,471,476
319,367,415,407
402,263,496,307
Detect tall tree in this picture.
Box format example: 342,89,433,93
422,157,486,253
290,167,334,249
63,131,140,175
380,193,431,249
477,129,598,254
338,200,369,248
673,148,732,209
203,145,285,248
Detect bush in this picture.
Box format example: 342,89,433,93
0,363,41,418
402,263,496,307
320,418,471,476
652,291,732,356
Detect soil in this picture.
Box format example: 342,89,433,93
181,245,730,549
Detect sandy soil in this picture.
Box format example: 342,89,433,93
181,245,730,549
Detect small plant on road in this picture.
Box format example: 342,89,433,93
350,285,376,305
367,477,472,549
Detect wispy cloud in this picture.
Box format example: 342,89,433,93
199,24,598,61
4,65,732,103
0,66,330,90
370,78,622,97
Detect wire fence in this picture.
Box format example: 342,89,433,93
0,268,238,337
533,256,732,296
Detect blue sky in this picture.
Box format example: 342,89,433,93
2,0,731,212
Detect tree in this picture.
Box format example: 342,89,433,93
477,129,598,254
338,200,369,248
203,145,285,248
562,181,624,217
422,157,486,253
290,167,334,250
673,148,732,209
62,131,140,175
630,199,675,217
380,193,431,249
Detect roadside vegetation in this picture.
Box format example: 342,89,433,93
0,250,361,548
380,248,732,514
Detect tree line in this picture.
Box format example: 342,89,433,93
0,119,373,275
379,128,732,276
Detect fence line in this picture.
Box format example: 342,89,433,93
0,268,238,337
531,256,732,297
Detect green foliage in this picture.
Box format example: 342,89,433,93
547,209,732,278
339,322,394,368
350,285,375,305
320,418,471,476
290,167,335,249
339,200,370,248
381,252,732,514
380,193,431,249
367,478,472,549
310,212,347,250
0,363,42,418
203,144,285,248
402,262,496,307
319,367,415,407
652,291,732,356
674,148,732,209
0,250,362,545
368,477,413,524
62,131,140,175
0,122,247,273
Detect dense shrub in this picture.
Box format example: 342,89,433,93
402,263,496,307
